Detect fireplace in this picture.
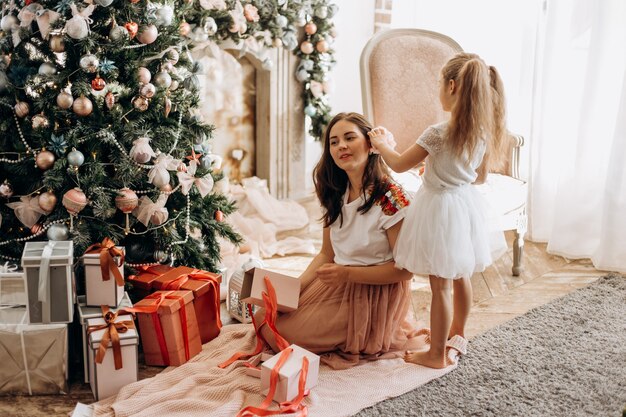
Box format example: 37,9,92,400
193,41,311,200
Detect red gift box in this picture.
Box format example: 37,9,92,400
152,266,222,344
132,290,201,366
126,265,174,300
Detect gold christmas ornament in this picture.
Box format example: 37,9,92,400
316,40,329,53
56,91,74,109
105,91,116,110
300,41,314,55
133,95,149,112
79,54,99,73
179,21,191,36
14,101,29,118
140,83,156,98
32,113,50,129
31,223,43,235
115,188,139,234
35,150,56,170
73,95,93,116
137,67,151,84
38,191,58,213
137,24,158,45
304,22,317,35
159,183,173,192
164,96,172,117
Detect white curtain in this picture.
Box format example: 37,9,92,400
529,0,626,272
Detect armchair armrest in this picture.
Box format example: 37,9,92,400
491,132,524,180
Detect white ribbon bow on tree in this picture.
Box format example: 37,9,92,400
5,195,46,228
177,160,214,197
148,153,180,187
64,3,95,40
132,194,169,227
35,8,61,40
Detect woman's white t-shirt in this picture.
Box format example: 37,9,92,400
329,183,410,266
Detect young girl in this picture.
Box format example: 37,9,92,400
369,52,507,369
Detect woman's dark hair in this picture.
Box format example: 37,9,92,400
313,112,390,227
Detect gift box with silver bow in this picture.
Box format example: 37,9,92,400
21,241,74,324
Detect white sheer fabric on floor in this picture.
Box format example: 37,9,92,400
528,0,626,272
218,177,316,282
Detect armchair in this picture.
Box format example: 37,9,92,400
360,28,527,275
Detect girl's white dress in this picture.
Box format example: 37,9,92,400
394,122,507,279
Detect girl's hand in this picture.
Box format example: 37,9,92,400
368,126,396,153
316,263,349,286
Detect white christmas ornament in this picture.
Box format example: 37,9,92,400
148,153,179,188
1,15,18,32
130,137,156,163
65,4,95,40
199,0,227,10
155,6,174,26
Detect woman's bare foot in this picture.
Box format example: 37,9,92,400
404,350,448,369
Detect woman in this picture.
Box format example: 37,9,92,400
258,112,423,369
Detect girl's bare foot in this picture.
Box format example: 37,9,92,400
404,350,448,369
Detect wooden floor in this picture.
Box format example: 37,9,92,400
0,199,612,417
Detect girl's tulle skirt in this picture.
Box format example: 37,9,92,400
394,184,506,279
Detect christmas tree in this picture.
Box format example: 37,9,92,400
0,0,241,270
0,0,337,269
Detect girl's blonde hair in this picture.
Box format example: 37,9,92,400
442,53,506,170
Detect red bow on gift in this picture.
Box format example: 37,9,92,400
87,306,135,370
85,238,125,287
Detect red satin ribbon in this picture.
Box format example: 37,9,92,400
85,237,125,287
236,348,310,417
86,306,135,370
218,276,289,368
124,291,191,365
160,269,223,332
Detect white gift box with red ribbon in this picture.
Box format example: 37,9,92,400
260,344,320,403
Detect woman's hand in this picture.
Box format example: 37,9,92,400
316,263,349,286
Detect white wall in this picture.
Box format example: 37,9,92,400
304,0,376,195
327,0,377,114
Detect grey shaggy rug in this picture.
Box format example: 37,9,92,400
356,274,626,417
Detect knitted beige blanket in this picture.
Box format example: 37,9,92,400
93,324,458,417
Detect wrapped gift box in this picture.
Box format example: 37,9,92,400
0,264,27,308
134,290,202,366
126,265,174,300
77,292,133,383
87,314,138,400
152,266,222,344
0,323,68,395
241,268,300,313
83,244,125,308
245,352,274,378
261,344,319,403
21,241,74,324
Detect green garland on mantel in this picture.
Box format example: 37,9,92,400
183,0,337,140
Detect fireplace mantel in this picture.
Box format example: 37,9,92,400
192,41,311,200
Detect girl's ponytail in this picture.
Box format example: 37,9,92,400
448,57,493,163
488,65,507,171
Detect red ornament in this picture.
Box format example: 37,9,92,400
31,223,43,234
214,210,224,222
91,76,106,91
124,22,139,39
